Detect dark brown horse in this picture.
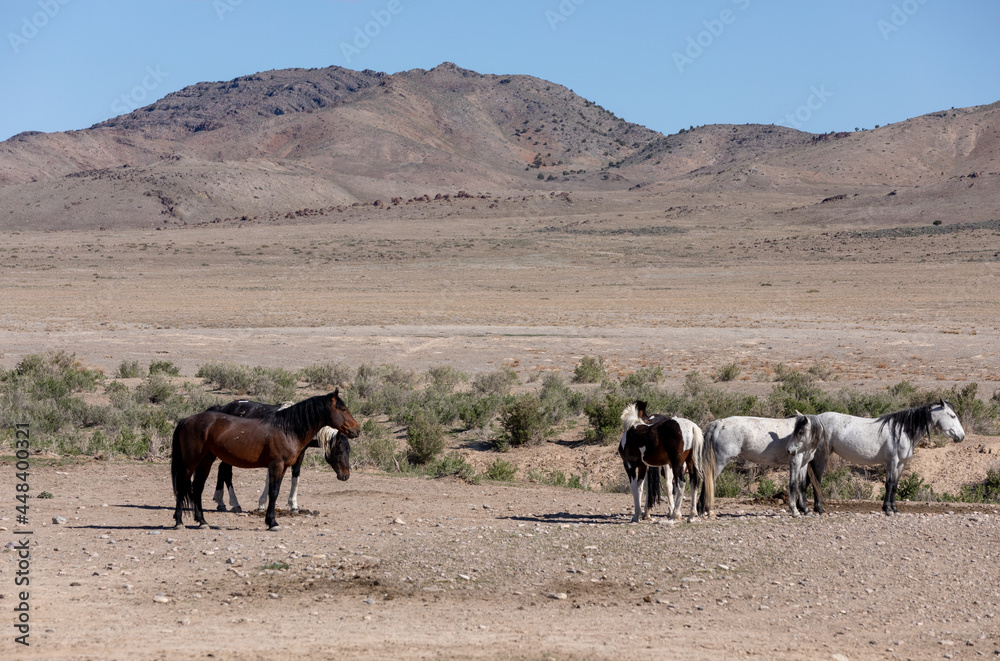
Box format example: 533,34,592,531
208,400,323,513
619,401,713,522
171,391,359,531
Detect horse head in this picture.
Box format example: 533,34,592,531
317,426,350,481
932,399,965,442
326,389,361,439
788,412,823,456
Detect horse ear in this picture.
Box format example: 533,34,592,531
331,389,339,400
795,409,802,416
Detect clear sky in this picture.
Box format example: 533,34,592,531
2,0,998,142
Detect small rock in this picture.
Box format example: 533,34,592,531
52,516,67,525
268,593,279,599
392,517,406,526
153,594,170,603
548,592,568,600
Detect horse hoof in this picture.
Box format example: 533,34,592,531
232,506,243,514
267,524,280,532
216,504,227,512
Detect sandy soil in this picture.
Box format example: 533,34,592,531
2,194,1000,659
2,461,999,660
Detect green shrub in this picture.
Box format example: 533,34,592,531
957,467,1000,503
196,362,297,402
753,477,780,499
715,465,748,498
573,356,606,384
584,392,628,444
538,373,583,424
354,419,399,471
148,360,180,377
896,471,926,501
300,361,352,390
484,458,517,481
424,366,467,394
115,360,143,379
472,368,518,396
715,363,742,383
458,394,500,430
426,453,477,481
621,366,662,390
499,395,547,448
134,373,175,404
406,412,446,464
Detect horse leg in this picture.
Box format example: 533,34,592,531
264,462,286,531
287,453,305,512
883,458,898,515
191,454,216,528
627,462,645,523
227,475,243,514
810,453,827,514
688,459,701,520
213,463,229,512
888,458,904,515
788,453,805,517
663,464,676,517
639,467,650,521
257,472,270,513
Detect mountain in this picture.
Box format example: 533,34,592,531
0,62,997,230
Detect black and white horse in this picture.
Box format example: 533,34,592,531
619,401,713,522
208,400,331,513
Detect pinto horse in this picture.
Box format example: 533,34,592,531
208,400,325,513
171,390,359,530
619,401,714,522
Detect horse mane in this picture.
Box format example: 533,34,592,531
621,402,646,434
877,403,934,444
264,393,334,439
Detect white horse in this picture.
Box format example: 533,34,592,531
787,399,965,515
697,415,823,517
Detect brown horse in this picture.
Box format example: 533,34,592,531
619,401,713,522
171,390,360,531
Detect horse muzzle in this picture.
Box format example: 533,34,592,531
337,470,350,481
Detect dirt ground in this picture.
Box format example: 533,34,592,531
2,193,1000,659
2,461,999,660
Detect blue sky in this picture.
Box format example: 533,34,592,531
2,0,999,142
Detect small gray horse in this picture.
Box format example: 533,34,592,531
787,400,965,515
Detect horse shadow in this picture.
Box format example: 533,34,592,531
502,512,623,525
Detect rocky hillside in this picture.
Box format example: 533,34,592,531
0,62,997,230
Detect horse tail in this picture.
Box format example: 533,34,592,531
646,465,662,512
171,420,194,511
698,421,718,516
807,462,822,501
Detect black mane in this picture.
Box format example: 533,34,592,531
877,403,934,444
262,393,333,438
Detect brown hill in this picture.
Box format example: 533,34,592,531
0,62,997,230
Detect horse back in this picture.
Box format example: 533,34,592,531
180,410,301,469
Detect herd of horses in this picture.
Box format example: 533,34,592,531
618,398,965,521
170,386,965,531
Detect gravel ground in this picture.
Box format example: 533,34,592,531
3,460,999,660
